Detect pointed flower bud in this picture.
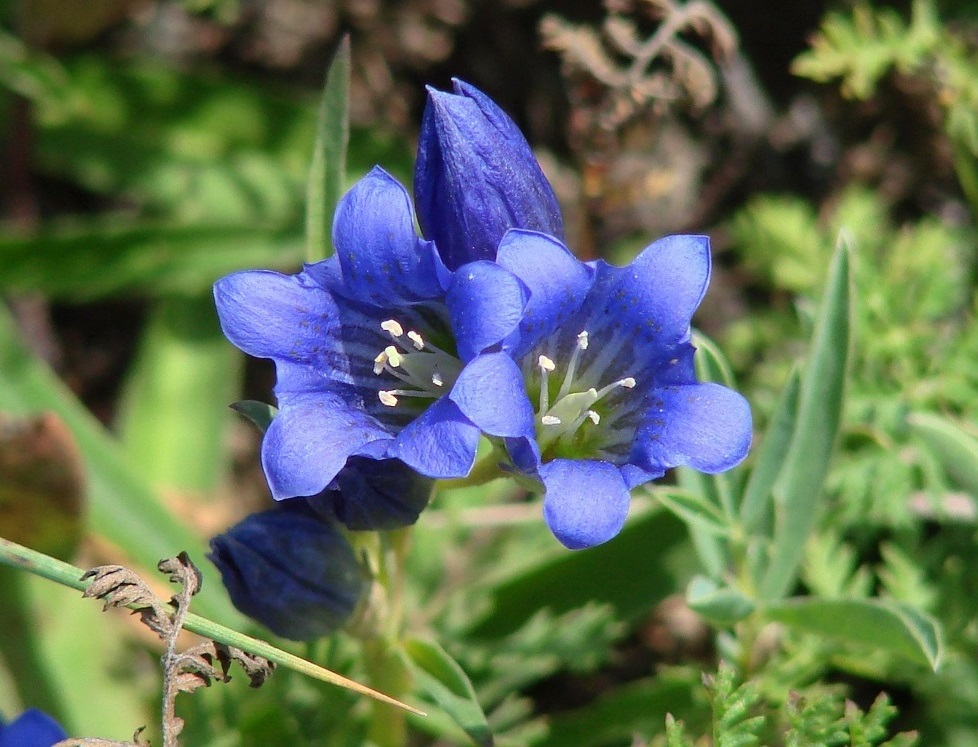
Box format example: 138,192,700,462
0,709,67,747
415,79,564,269
208,505,365,641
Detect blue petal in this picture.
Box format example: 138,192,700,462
307,456,433,530
414,81,563,270
208,505,364,641
447,260,529,361
449,352,535,438
540,459,631,549
0,709,68,747
495,230,594,356
214,268,343,363
261,394,391,500
387,397,480,478
333,166,443,304
581,235,712,347
631,383,752,474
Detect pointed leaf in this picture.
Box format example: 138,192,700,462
761,236,852,600
655,488,731,537
907,410,978,496
230,400,278,433
401,637,493,746
306,35,350,262
686,575,756,626
764,596,943,670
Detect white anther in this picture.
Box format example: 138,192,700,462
577,330,589,350
378,391,399,407
373,350,389,375
587,411,600,425
384,346,402,367
541,415,562,426
431,372,444,387
620,377,636,389
407,331,425,350
381,319,404,337
538,355,556,372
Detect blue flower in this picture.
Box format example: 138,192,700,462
209,503,365,640
478,230,753,549
0,709,68,747
215,83,560,525
415,79,564,270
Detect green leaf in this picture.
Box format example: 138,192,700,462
655,488,731,537
230,400,278,433
760,236,852,600
117,294,242,492
306,35,350,262
0,220,303,300
686,575,756,626
764,596,943,670
400,637,492,747
0,304,240,624
739,367,801,535
907,411,978,496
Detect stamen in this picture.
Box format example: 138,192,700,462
378,390,398,407
557,330,589,401
587,411,600,425
593,377,635,400
384,346,402,368
541,415,561,426
431,372,444,387
407,331,425,350
538,355,556,413
373,350,389,375
381,319,404,337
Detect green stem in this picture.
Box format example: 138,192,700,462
0,537,423,717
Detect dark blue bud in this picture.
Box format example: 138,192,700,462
208,504,365,641
0,709,68,747
415,79,564,270
307,456,433,531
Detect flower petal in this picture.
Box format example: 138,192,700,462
387,397,480,478
541,459,631,549
449,352,535,438
447,260,528,361
583,234,712,347
214,268,342,362
495,230,594,356
415,81,563,270
261,394,391,500
307,456,433,530
0,709,68,747
631,383,752,474
333,166,443,304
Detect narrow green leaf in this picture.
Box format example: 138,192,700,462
306,35,350,262
907,411,978,496
0,305,239,623
230,400,278,433
118,294,242,492
686,575,756,626
764,596,943,670
655,488,731,537
401,637,492,747
739,367,801,535
676,468,729,580
692,331,737,388
760,237,852,600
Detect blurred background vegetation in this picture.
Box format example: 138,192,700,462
3,0,978,744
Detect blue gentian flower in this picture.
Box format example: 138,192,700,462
415,79,564,269
215,81,562,526
209,503,365,640
481,230,752,549
0,708,68,747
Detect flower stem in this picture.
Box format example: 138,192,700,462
0,536,423,716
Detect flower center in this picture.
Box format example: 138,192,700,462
532,330,636,458
372,319,463,407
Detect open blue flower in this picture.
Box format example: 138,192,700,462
476,230,753,549
0,709,67,747
215,167,536,523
